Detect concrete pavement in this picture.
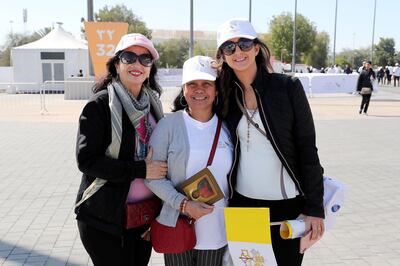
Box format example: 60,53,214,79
0,86,399,265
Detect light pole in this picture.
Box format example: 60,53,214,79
291,0,297,73
9,20,14,35
352,32,355,67
249,0,252,22
333,0,338,65
87,0,94,76
371,0,377,62
189,0,194,57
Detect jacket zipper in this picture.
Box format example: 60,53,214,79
235,81,304,196
228,126,239,199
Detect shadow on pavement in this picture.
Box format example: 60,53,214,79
0,240,81,266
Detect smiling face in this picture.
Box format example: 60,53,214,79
184,80,217,121
222,37,259,75
115,45,152,97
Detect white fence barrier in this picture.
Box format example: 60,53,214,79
1,74,361,116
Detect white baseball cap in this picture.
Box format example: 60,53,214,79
114,33,159,60
181,56,217,85
217,18,257,49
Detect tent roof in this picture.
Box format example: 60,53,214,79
13,25,87,50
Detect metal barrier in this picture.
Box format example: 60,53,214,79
0,82,44,116
41,79,95,114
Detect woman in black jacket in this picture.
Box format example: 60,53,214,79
75,33,167,266
216,19,324,265
356,60,376,115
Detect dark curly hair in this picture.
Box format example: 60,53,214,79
215,38,273,118
93,51,162,95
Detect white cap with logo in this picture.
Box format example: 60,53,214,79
217,18,257,49
181,56,217,85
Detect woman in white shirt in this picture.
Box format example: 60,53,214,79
215,19,325,265
146,56,233,266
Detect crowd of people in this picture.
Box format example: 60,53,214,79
303,62,400,88
74,18,326,266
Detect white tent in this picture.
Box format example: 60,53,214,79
11,25,88,92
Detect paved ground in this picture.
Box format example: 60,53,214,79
0,86,399,265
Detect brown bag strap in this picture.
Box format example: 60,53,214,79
207,119,222,167
235,89,267,138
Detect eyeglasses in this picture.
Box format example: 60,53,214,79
220,38,255,56
119,51,153,67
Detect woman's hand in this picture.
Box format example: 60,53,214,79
301,214,325,240
145,147,167,180
185,201,214,220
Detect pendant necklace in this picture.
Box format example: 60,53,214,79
246,108,258,152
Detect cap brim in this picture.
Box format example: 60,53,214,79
115,43,159,60
217,34,257,49
181,72,217,85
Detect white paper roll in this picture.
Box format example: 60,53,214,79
280,219,306,239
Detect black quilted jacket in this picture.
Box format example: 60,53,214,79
225,68,325,218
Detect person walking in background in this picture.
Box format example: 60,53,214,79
146,56,233,266
74,33,167,266
377,67,384,85
384,66,391,85
356,60,376,115
215,18,324,265
393,63,400,87
344,64,353,74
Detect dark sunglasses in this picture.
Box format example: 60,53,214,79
220,38,255,56
119,51,153,67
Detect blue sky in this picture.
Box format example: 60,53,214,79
1,0,398,53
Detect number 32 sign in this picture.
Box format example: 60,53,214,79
85,22,128,77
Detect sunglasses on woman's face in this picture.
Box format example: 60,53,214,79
119,51,153,67
220,38,255,56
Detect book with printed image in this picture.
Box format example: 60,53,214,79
178,168,224,205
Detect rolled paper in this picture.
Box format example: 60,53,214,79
280,219,306,240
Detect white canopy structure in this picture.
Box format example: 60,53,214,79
11,24,88,91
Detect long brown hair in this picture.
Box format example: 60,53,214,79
216,38,273,117
93,51,162,95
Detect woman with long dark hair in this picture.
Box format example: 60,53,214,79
216,19,325,265
74,33,167,266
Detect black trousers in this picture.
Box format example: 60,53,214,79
78,221,152,266
230,191,304,266
164,245,226,266
360,93,372,113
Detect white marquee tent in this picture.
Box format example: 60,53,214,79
11,25,88,92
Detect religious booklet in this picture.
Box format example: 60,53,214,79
178,168,224,205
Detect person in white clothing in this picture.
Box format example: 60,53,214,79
146,56,233,266
393,63,400,87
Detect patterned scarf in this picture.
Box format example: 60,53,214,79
75,79,163,208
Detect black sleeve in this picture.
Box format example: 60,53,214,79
76,97,146,183
289,77,325,218
356,74,362,91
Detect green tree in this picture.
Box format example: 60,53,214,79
337,47,370,69
95,4,152,38
155,39,189,68
268,12,317,63
374,37,396,66
304,31,330,68
0,27,51,66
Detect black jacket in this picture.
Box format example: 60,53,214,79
357,68,376,91
226,68,325,218
75,90,157,236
